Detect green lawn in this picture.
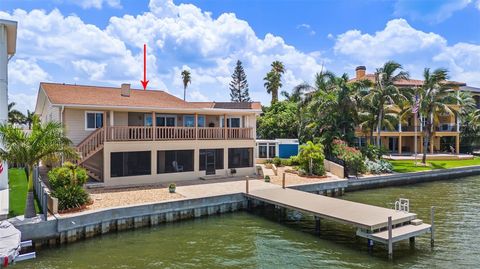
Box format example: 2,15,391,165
389,157,480,173
8,168,39,217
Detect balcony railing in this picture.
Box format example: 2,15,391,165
105,126,254,141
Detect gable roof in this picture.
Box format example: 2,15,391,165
39,82,261,111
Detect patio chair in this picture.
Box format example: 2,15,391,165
172,161,183,172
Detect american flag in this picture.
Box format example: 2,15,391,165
412,95,420,114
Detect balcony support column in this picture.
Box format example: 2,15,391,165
109,110,114,141
430,136,434,154
456,134,460,155
194,113,198,140
398,135,402,154
224,114,227,140
103,111,107,141
152,112,156,141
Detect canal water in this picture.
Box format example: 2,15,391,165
15,175,480,269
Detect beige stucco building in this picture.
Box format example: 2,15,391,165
35,82,261,187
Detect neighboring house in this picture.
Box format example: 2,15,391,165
255,139,299,161
34,82,261,187
350,66,476,155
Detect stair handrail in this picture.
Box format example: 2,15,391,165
76,127,105,159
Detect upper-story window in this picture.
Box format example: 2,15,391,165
85,111,103,130
220,116,241,128
183,115,206,127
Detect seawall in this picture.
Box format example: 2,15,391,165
347,165,480,191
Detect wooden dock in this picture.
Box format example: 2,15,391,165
246,184,434,259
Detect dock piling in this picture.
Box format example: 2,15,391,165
409,237,415,247
388,216,393,260
430,206,435,247
282,173,286,189
315,216,321,234
246,176,249,194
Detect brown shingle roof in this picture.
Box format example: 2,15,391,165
349,74,466,87
40,83,261,111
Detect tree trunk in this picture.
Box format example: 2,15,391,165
183,86,186,101
422,127,430,164
376,109,383,147
272,88,278,104
24,165,36,218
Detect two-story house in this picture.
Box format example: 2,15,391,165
34,82,261,187
350,66,468,155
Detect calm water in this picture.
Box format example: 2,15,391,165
15,176,480,269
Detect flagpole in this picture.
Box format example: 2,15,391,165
414,112,417,166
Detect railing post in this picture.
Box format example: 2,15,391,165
43,192,48,221
245,176,249,194
388,216,393,260
282,173,286,189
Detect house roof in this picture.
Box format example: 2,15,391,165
349,74,466,87
39,82,261,111
460,86,480,93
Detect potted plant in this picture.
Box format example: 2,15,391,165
264,175,270,183
168,183,176,193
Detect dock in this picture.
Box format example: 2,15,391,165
246,182,434,259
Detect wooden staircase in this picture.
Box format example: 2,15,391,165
76,127,105,181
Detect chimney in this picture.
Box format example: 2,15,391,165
121,83,130,97
355,66,366,79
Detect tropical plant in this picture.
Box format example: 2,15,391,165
229,60,251,102
256,101,299,140
8,102,25,125
181,70,191,101
48,162,90,210
24,110,35,129
364,61,409,147
0,116,78,217
331,139,366,176
264,61,285,104
169,183,176,193
297,141,325,176
365,159,393,174
416,68,462,163
264,175,270,182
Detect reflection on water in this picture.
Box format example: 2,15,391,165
15,176,480,269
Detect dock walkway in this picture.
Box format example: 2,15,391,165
246,184,433,259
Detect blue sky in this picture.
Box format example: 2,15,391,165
1,0,480,112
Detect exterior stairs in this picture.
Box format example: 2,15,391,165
76,127,105,181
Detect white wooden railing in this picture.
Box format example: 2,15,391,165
104,126,253,141
76,127,105,161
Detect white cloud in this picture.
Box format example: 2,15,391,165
9,59,49,86
394,0,472,23
476,0,480,9
333,18,480,87
2,1,326,113
296,24,315,36
334,19,446,67
8,93,37,114
73,0,122,9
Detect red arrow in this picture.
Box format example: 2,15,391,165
140,43,149,90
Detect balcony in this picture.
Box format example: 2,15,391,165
105,126,254,141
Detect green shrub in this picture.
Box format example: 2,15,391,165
272,157,282,167
169,183,176,193
53,185,90,211
264,175,270,182
288,155,300,166
360,144,388,161
264,159,273,164
48,162,90,211
298,141,325,176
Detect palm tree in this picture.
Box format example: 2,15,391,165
417,68,459,164
181,70,191,101
25,110,35,129
8,102,25,125
0,116,78,218
365,61,409,147
264,61,285,104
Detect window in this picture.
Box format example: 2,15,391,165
183,115,206,127
258,143,268,158
157,150,194,173
268,144,276,158
220,116,241,128
228,148,253,168
110,151,151,177
85,112,103,130
156,115,176,127
144,114,153,126
199,149,224,170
